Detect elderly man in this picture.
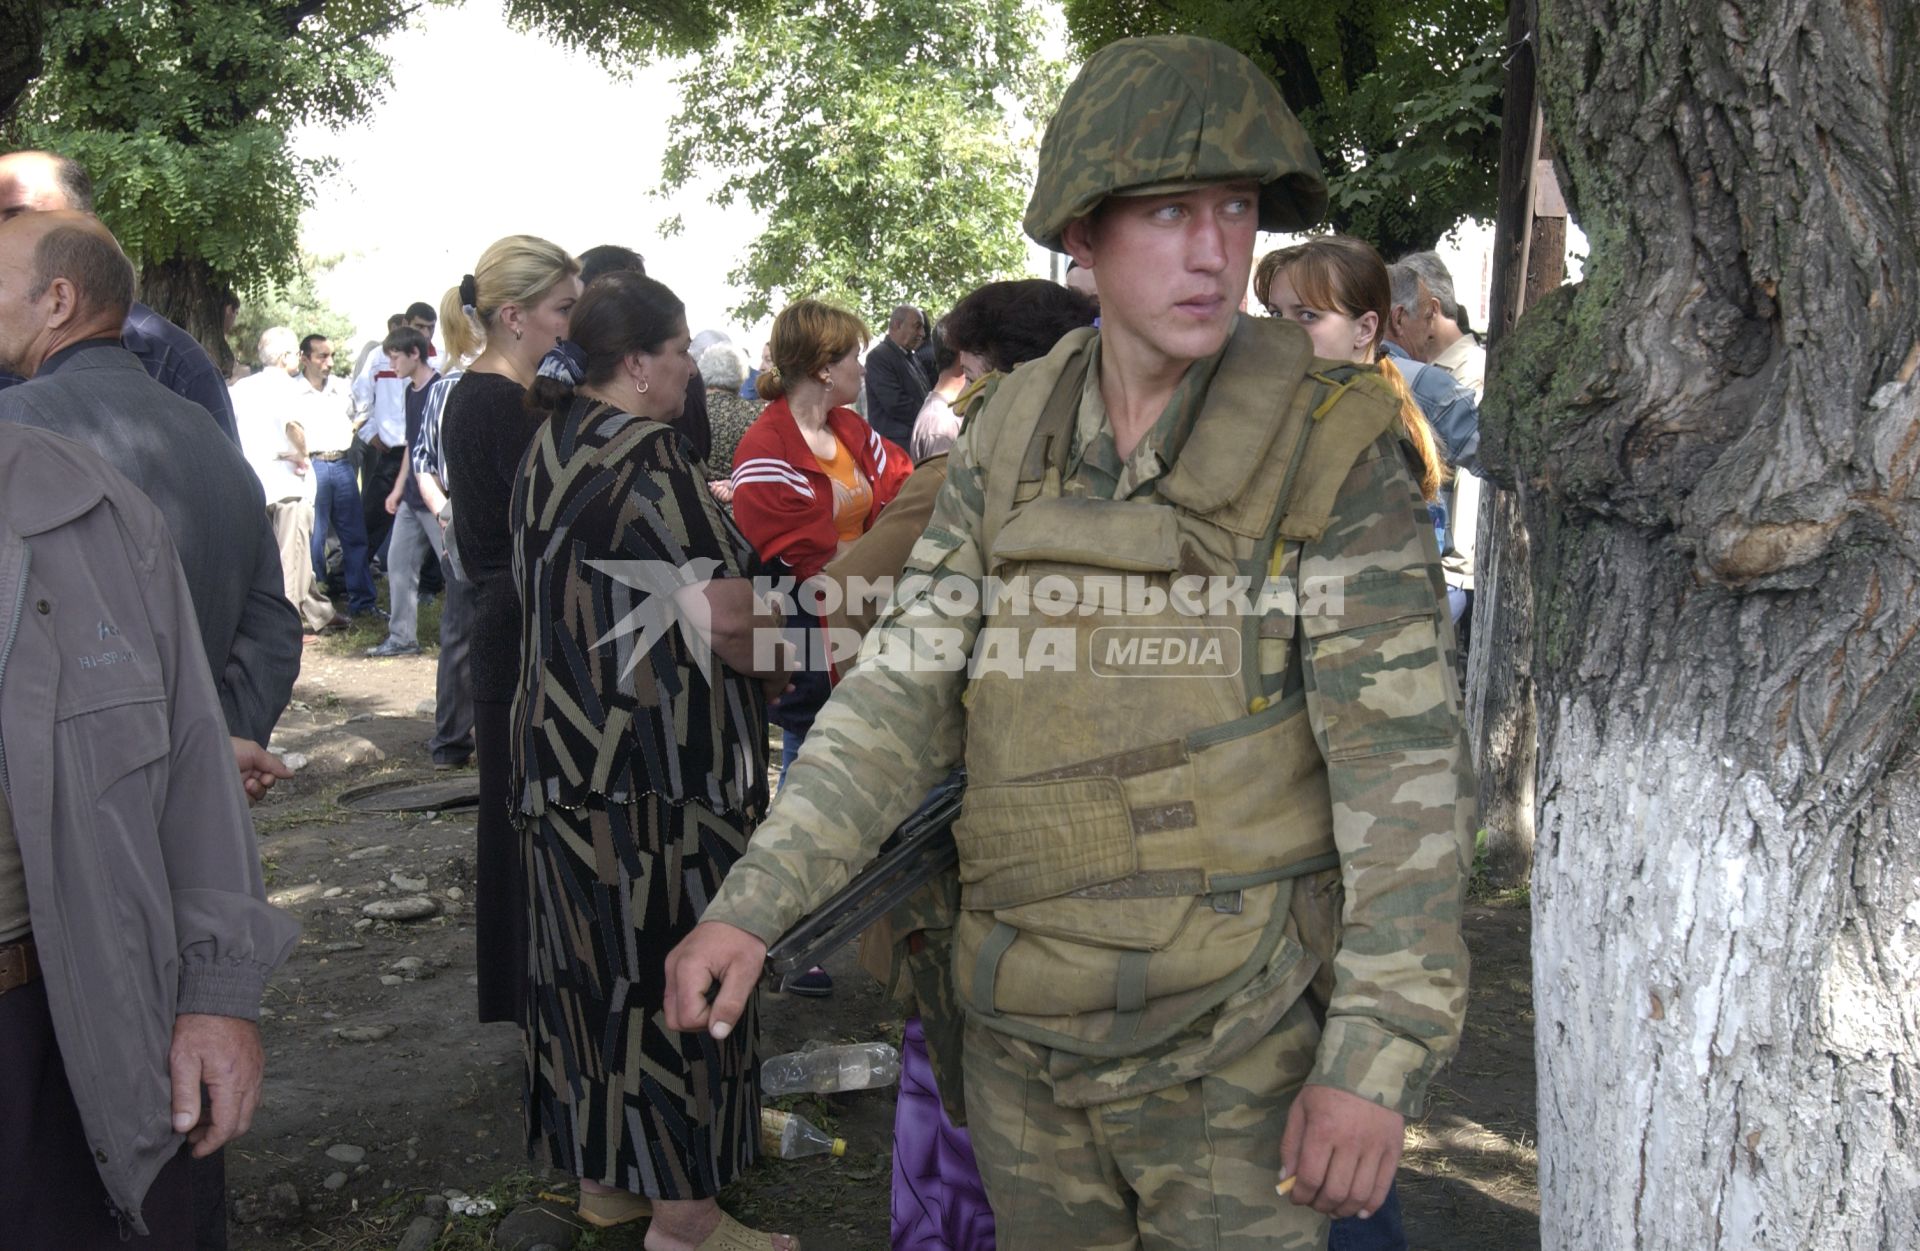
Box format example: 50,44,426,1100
1386,252,1486,399
0,416,299,1245
668,35,1473,1251
0,150,239,446
0,212,299,796
1387,253,1487,635
232,327,340,633
864,303,931,447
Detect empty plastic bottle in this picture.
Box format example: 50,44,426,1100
759,1041,902,1096
760,1108,847,1159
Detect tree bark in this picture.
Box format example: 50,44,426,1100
141,255,234,374
1490,0,1920,1245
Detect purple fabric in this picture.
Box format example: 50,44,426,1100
892,1017,996,1251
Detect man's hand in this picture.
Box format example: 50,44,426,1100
169,1014,265,1157
709,479,735,505
384,489,402,516
232,737,293,804
663,921,767,1039
1279,1084,1405,1220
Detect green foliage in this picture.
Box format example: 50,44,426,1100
8,1,404,298
1061,0,1504,255
504,0,774,61
230,251,358,376
661,0,1065,326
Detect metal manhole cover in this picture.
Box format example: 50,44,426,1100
336,776,481,813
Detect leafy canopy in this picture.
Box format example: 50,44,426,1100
2,0,758,330
10,1,400,298
1062,0,1504,255
660,0,1064,327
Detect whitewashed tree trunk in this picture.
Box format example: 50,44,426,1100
1491,0,1920,1245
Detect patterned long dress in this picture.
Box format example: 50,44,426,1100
509,397,770,1197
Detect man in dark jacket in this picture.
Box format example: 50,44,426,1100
0,212,300,768
863,304,930,447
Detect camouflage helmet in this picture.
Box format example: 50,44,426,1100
1024,35,1328,252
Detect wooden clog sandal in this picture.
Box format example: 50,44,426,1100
578,1189,652,1228
696,1211,801,1251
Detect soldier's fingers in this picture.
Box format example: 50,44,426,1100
1278,1094,1307,1193
1340,1152,1383,1221
662,948,713,1034
1290,1117,1334,1208
705,958,757,1041
1364,1142,1401,1218
1314,1139,1362,1217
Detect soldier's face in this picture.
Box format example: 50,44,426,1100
1064,181,1258,370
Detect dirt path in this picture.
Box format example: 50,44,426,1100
229,635,1538,1250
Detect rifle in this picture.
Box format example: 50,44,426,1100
762,771,965,993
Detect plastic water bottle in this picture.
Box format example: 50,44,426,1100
760,1108,847,1159
759,1041,902,1096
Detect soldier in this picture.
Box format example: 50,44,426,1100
666,34,1474,1251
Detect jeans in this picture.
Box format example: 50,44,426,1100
1328,1183,1406,1251
310,457,375,615
384,502,438,647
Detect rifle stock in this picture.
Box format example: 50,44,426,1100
762,772,965,992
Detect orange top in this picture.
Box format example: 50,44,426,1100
814,436,874,545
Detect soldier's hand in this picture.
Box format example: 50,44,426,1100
1278,1083,1404,1220
664,920,767,1039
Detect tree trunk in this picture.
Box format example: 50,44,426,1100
1490,0,1920,1245
141,254,234,374
1470,0,1554,887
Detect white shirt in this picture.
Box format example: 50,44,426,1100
289,373,357,454
351,348,407,447
230,369,314,504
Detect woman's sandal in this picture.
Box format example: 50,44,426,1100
577,1189,653,1228
694,1211,802,1251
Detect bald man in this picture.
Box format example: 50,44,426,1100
0,150,239,446
0,211,299,787
864,302,931,446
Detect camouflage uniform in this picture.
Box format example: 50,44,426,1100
701,35,1473,1251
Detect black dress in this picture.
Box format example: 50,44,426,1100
442,369,543,1024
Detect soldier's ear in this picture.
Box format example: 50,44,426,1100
1060,215,1100,271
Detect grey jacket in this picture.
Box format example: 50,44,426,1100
0,342,301,744
0,424,299,1232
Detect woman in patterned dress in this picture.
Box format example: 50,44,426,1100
511,271,798,1251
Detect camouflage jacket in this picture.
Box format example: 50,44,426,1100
704,318,1474,1116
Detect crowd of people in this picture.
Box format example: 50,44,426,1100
0,28,1496,1251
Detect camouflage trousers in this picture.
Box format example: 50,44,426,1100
961,999,1330,1251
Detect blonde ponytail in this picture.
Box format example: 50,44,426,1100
1376,356,1447,502
439,285,483,363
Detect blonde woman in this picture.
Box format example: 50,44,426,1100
438,235,582,1026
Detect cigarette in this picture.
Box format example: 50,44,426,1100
1275,1176,1296,1197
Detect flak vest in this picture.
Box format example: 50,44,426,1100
949,318,1402,1056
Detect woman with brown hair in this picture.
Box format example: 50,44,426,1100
512,271,797,1250
1253,235,1448,505
728,298,914,776
438,234,583,1026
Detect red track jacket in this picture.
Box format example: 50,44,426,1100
730,397,912,580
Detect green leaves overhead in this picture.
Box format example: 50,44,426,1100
660,0,1064,325
11,0,400,299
